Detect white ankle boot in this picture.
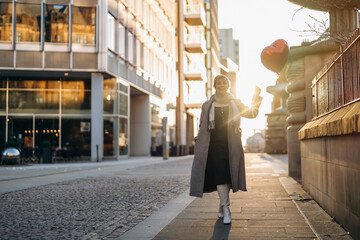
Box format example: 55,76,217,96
217,184,231,225
223,205,231,225
217,204,224,218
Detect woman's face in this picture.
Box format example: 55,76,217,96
214,78,229,93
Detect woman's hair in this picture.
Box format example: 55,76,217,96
213,74,230,88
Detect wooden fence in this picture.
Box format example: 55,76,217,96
311,28,360,118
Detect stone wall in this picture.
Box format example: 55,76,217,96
299,100,360,240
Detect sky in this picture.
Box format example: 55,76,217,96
218,0,329,142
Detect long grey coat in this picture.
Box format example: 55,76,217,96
190,94,262,197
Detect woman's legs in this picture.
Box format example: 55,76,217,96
217,184,231,224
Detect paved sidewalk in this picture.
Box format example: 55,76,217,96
152,154,352,240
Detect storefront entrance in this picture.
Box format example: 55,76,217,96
6,115,59,161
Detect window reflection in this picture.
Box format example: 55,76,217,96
151,104,161,124
62,80,90,90
104,78,116,90
107,13,115,51
104,91,116,114
45,5,69,43
0,91,5,111
8,90,59,113
0,78,6,88
72,7,96,44
61,91,90,113
119,93,128,116
0,117,5,152
62,118,91,156
104,118,114,156
0,3,12,42
16,3,41,42
118,23,125,57
9,79,60,89
119,118,128,155
119,82,128,93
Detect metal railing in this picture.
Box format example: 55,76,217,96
311,28,360,118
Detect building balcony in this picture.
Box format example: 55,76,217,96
184,64,206,81
184,81,206,108
184,33,206,53
184,4,206,26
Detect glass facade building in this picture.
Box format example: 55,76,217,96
0,0,177,161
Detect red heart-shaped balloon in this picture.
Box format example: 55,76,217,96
261,39,289,74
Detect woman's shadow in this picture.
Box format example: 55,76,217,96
210,219,231,240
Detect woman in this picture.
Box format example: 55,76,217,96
190,74,262,225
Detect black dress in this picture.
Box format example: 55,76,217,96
203,106,232,193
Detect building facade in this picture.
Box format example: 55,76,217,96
0,0,177,161
219,28,239,66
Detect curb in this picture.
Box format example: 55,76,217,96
119,188,195,240
279,177,353,240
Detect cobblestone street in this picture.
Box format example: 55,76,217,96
0,157,192,239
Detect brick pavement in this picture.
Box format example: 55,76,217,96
153,154,353,240
0,157,192,239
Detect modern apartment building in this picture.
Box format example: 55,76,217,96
0,0,177,161
219,28,239,66
205,0,220,98
175,0,208,154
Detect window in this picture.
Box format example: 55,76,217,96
0,90,5,112
118,93,128,116
119,118,128,155
118,23,125,57
104,118,115,156
16,3,41,42
61,118,91,156
8,90,59,114
72,6,96,44
127,31,134,63
0,3,12,42
107,12,115,51
45,5,69,43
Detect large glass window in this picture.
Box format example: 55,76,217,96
0,78,6,88
0,117,5,152
127,31,134,63
103,91,116,114
45,4,69,43
104,78,116,90
62,118,91,157
0,3,12,42
119,117,128,155
151,104,161,124
119,82,128,93
7,116,33,152
8,90,59,114
118,23,125,58
0,90,5,113
72,6,96,44
61,91,90,113
9,79,60,89
107,12,115,51
61,80,90,113
151,126,162,156
35,118,59,154
118,93,127,116
104,118,114,156
16,3,41,42
62,80,90,90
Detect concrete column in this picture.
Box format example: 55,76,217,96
176,0,186,146
130,94,150,156
91,73,104,161
286,59,306,178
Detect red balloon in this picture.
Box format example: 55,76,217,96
261,39,289,74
